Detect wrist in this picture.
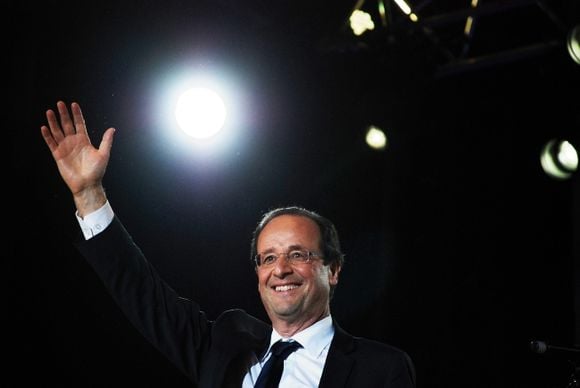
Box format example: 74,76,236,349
73,185,107,218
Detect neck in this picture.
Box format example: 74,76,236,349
271,308,330,338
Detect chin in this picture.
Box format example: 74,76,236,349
271,304,302,319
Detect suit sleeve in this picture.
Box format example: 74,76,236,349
390,351,416,388
74,216,208,383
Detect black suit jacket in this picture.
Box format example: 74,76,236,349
75,217,416,388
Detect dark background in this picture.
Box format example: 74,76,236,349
11,1,580,387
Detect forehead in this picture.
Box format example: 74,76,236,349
257,214,321,249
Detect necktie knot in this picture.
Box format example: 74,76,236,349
270,340,301,358
254,340,302,388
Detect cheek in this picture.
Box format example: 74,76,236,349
293,266,314,281
257,271,269,290
302,267,331,289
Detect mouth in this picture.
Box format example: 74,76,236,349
272,284,301,292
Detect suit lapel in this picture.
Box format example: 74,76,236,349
220,328,271,388
318,324,356,388
203,315,270,388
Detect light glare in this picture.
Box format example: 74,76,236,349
567,26,580,65
366,126,388,150
540,139,578,180
557,141,578,171
175,87,226,139
350,10,375,36
393,0,412,15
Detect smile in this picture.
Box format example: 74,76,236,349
274,284,299,292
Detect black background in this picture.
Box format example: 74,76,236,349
10,1,580,387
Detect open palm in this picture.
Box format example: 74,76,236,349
41,101,115,196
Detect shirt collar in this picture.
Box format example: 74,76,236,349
267,315,335,360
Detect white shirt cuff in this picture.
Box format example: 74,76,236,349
75,200,115,240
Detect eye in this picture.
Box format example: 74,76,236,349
289,250,308,261
262,254,278,265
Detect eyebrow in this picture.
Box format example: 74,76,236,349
258,244,305,254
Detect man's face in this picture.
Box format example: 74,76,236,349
256,214,340,328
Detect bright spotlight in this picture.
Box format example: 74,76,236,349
365,125,388,150
540,139,578,180
175,87,226,139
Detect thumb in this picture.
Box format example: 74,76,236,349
98,127,116,156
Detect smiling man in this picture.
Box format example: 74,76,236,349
40,101,416,387
254,211,340,336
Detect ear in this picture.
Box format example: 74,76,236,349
328,263,341,286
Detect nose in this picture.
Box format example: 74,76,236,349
272,255,293,277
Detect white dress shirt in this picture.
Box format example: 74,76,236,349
242,315,334,387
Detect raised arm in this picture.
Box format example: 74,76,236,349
41,101,211,380
40,101,116,217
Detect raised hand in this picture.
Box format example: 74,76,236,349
41,101,116,216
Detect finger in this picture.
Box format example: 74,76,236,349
45,108,65,143
98,127,116,157
70,102,88,136
40,125,58,154
57,100,76,136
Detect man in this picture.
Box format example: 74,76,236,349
40,101,416,387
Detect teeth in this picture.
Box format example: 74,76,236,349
275,285,298,292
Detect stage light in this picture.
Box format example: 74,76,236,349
392,0,418,21
567,25,580,65
175,87,226,139
393,0,411,15
153,66,249,163
365,125,388,150
350,9,375,36
540,139,578,180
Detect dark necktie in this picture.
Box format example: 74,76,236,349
254,340,302,388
